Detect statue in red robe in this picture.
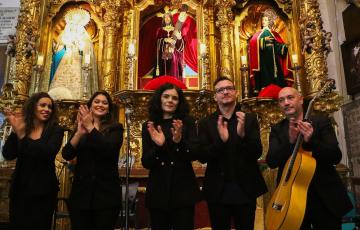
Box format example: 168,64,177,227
249,15,293,94
155,12,185,80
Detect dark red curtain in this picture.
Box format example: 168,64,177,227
175,14,198,72
138,13,198,78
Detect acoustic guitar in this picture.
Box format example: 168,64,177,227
265,79,336,230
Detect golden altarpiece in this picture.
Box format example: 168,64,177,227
0,0,343,228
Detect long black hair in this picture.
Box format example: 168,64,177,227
86,90,115,132
23,92,57,136
148,83,189,124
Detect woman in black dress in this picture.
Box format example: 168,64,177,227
3,92,64,229
62,91,123,230
142,83,201,230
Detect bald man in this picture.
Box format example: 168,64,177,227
266,87,352,229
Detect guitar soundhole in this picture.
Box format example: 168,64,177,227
272,203,282,211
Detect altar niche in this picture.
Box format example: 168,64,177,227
43,2,101,100
234,3,295,99
137,4,198,90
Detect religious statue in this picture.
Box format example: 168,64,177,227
249,13,293,94
138,5,197,88
48,9,98,100
154,6,188,80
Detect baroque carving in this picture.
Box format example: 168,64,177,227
100,1,124,94
274,0,293,15
0,83,23,112
313,92,343,114
215,0,235,28
300,0,329,94
215,0,235,79
55,100,83,131
14,0,41,97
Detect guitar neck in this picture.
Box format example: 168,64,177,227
285,97,316,181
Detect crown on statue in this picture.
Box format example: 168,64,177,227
64,8,90,26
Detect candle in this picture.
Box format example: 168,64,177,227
241,55,248,66
36,55,44,66
200,43,207,56
291,54,298,65
128,40,136,56
84,54,91,65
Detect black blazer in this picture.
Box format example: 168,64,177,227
266,115,353,218
141,116,201,209
3,125,64,197
198,111,267,202
62,123,123,210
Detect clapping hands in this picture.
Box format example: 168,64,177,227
171,120,183,143
76,105,94,135
4,108,25,139
147,119,183,146
147,121,165,146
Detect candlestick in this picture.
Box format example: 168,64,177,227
199,42,208,89
82,60,92,99
128,40,136,57
290,55,302,94
33,55,44,93
241,55,248,66
240,64,249,99
127,40,137,90
84,54,91,65
291,54,298,66
36,54,44,66
200,43,207,57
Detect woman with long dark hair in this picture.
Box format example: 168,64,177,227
62,91,123,230
142,83,201,230
3,92,64,229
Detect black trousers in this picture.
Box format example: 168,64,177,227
207,201,256,230
69,206,120,230
149,206,195,230
300,191,342,230
9,193,57,230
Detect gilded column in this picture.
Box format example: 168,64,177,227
300,0,328,95
13,0,41,97
215,0,236,80
100,1,122,94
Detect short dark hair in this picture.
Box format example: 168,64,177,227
213,76,234,89
87,90,114,130
23,92,57,136
148,83,189,124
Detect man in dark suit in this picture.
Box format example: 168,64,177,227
198,76,267,230
266,87,353,229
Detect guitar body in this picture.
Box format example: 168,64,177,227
265,150,316,230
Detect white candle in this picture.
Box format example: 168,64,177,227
128,41,136,56
84,54,91,65
241,55,248,66
200,43,207,56
36,54,44,66
291,54,298,65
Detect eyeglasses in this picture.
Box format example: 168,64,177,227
215,86,236,94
